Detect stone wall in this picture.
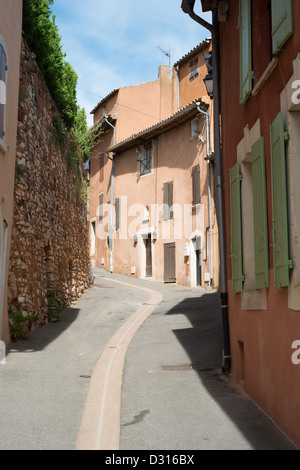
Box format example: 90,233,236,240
7,40,91,335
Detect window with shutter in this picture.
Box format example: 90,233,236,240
163,181,173,221
98,193,103,224
239,0,253,104
192,165,200,206
271,0,293,55
115,197,121,230
99,153,104,183
0,42,8,140
230,163,244,293
251,137,269,290
270,112,293,288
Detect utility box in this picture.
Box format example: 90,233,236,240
184,246,190,257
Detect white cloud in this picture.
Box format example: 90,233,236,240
52,0,212,124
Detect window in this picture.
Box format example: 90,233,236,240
0,40,8,143
99,153,104,183
191,118,198,137
251,137,269,289
239,0,253,104
239,0,294,103
163,181,173,221
230,162,244,293
189,58,199,81
98,193,103,224
115,197,121,230
270,112,293,288
192,164,200,206
138,145,152,176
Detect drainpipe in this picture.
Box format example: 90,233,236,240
181,0,231,373
174,65,180,111
104,116,116,273
196,102,212,288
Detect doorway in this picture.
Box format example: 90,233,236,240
164,242,176,283
145,237,152,277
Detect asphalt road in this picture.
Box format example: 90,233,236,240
0,268,297,450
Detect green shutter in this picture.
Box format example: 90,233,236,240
230,163,244,293
270,112,293,288
271,0,293,55
251,137,269,290
239,0,253,104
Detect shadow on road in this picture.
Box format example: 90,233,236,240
6,307,81,354
165,293,297,450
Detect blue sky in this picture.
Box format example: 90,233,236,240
51,0,212,126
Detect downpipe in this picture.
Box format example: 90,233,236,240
181,0,231,373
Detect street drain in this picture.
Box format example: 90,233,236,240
161,365,193,371
80,375,91,379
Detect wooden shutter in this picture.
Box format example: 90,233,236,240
270,112,293,288
192,165,200,205
99,193,103,224
115,197,121,230
164,243,176,283
251,137,269,290
239,0,253,104
163,181,173,221
99,153,104,183
271,0,293,55
0,44,7,139
230,163,244,293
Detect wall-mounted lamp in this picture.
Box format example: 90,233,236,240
133,234,138,243
204,73,213,99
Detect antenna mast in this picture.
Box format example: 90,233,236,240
157,46,171,67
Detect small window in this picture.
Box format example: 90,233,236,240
0,40,8,142
163,181,173,221
189,58,199,81
138,145,152,176
115,197,121,230
98,193,103,224
99,153,104,183
191,118,198,137
192,165,200,206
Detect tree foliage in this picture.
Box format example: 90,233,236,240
22,0,78,128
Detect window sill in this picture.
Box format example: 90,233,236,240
252,57,279,97
0,138,8,154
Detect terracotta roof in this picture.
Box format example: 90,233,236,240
173,38,212,67
90,88,119,115
107,98,209,154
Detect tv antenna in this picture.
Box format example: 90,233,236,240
157,46,171,67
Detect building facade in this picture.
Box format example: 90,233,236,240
0,0,23,343
193,0,300,448
89,40,218,288
106,100,218,287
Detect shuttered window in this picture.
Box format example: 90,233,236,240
192,165,200,206
270,112,293,288
163,181,173,221
0,43,7,140
239,0,253,104
99,153,104,183
98,193,103,224
251,137,269,290
115,197,121,230
271,0,293,55
230,163,244,293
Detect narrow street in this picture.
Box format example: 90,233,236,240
0,268,297,451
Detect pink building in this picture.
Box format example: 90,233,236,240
89,39,218,288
